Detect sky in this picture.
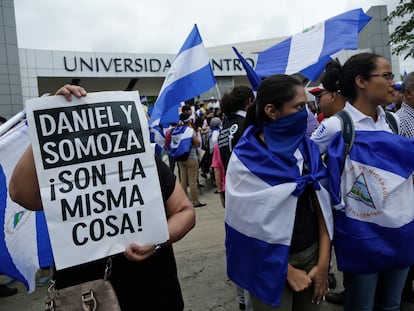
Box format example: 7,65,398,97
12,0,414,73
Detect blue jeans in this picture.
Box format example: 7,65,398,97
344,267,409,311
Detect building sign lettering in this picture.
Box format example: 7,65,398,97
63,56,255,74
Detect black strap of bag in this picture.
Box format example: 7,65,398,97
335,109,398,172
336,109,398,154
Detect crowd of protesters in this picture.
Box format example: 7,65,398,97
3,53,414,311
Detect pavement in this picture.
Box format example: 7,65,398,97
1,174,413,310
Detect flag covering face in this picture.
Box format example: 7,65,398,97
0,115,53,292
232,47,261,91
149,24,216,127
327,130,414,273
225,126,332,307
255,8,372,81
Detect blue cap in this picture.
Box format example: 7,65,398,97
394,81,404,91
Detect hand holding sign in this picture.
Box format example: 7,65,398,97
55,84,87,101
124,243,158,262
25,91,170,270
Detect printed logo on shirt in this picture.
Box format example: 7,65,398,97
313,124,326,138
346,173,375,209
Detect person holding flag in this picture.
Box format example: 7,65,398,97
225,74,333,310
312,52,414,311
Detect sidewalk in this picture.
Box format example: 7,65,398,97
2,177,411,310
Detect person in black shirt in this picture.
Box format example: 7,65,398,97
217,86,254,170
9,85,195,311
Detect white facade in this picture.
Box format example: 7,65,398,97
0,4,400,119
18,48,258,104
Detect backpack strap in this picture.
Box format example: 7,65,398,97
385,111,398,134
335,110,354,155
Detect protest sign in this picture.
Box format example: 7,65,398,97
26,91,169,270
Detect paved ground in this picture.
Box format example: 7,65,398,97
1,176,413,310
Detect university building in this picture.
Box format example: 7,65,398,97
0,2,399,119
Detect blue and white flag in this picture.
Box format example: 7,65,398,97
149,125,166,156
225,126,333,307
0,113,53,292
169,126,193,160
149,24,216,127
232,47,261,91
255,8,372,81
140,95,148,106
327,130,414,273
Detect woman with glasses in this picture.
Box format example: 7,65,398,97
312,52,414,311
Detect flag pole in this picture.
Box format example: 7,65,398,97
0,110,26,138
215,83,221,100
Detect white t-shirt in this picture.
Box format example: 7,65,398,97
311,102,399,153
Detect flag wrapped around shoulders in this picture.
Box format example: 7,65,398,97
255,8,371,81
225,125,333,307
327,130,414,273
149,24,216,127
0,114,53,292
169,126,194,160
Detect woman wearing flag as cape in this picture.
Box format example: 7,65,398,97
225,74,333,310
312,52,414,311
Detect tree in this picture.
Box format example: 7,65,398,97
385,0,414,60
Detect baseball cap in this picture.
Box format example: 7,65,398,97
308,87,325,96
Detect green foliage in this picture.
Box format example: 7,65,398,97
385,0,414,60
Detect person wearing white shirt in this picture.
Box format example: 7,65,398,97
311,52,414,311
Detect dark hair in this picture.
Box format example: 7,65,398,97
246,74,302,127
181,105,192,113
220,85,254,115
403,72,414,92
179,112,191,122
194,116,204,128
321,60,342,93
336,53,383,102
0,116,6,124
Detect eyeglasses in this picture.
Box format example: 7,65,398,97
368,72,394,81
315,91,331,101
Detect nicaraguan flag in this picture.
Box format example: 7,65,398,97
169,126,193,160
149,125,166,156
232,47,261,91
149,24,216,127
255,8,372,81
327,130,414,273
0,113,53,292
225,126,333,307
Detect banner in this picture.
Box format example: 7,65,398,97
26,91,169,270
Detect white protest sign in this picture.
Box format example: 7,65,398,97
26,91,169,270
